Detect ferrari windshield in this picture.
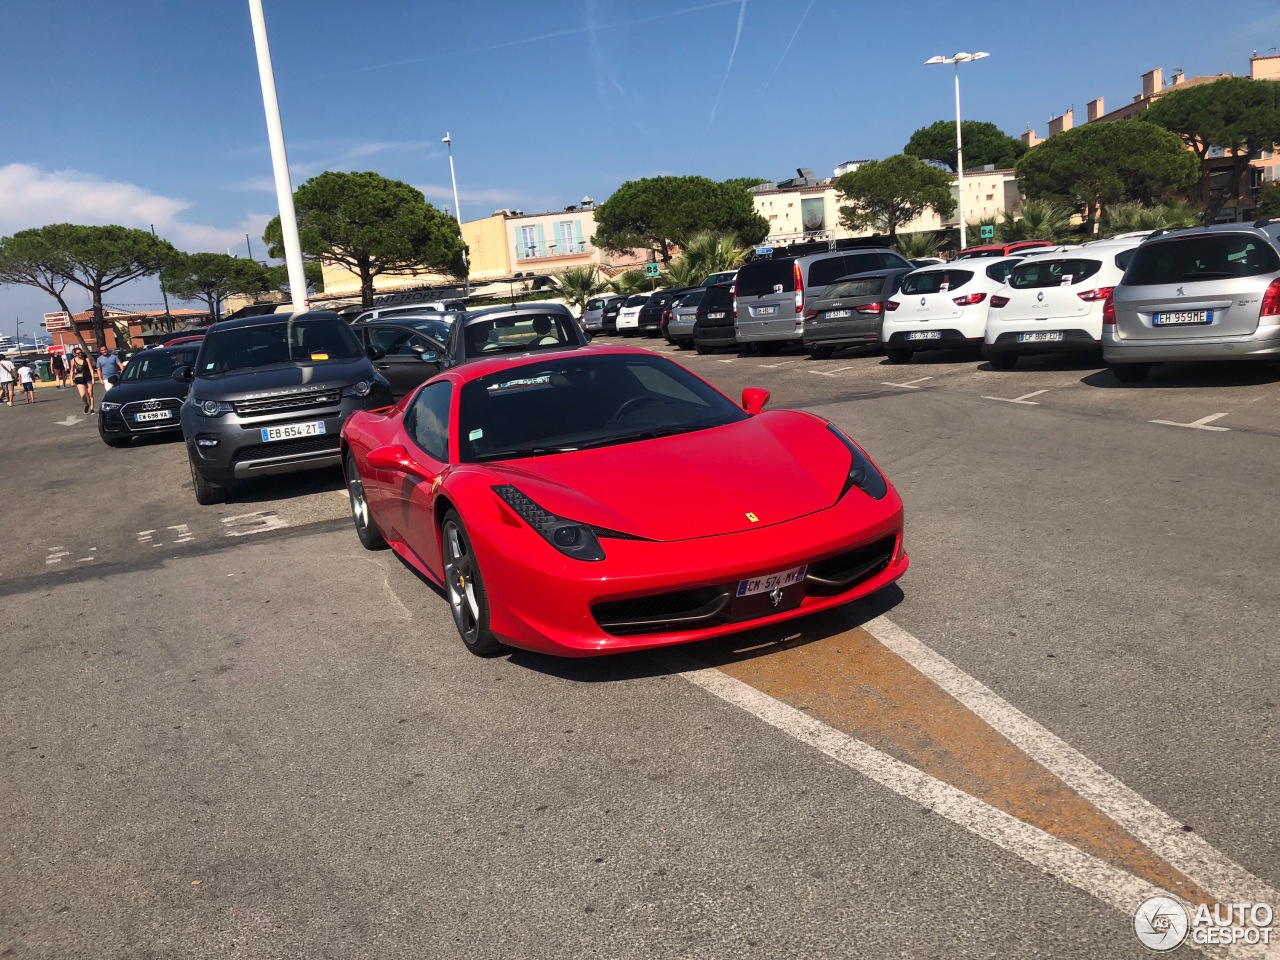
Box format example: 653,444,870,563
458,353,747,462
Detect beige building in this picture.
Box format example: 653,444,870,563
751,167,1021,247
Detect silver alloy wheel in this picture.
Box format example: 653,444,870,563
348,465,370,531
443,520,480,644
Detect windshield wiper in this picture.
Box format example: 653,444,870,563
472,445,580,462
575,423,715,450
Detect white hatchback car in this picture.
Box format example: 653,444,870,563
983,238,1144,369
614,293,652,337
882,256,1024,363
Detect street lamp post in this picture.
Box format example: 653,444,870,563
441,132,470,297
925,51,989,251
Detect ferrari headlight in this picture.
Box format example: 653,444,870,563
492,484,605,561
196,399,235,417
827,424,888,500
342,378,373,399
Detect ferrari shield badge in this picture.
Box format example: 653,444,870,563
746,512,759,523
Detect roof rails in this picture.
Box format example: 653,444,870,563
1141,226,1183,242
1253,216,1280,229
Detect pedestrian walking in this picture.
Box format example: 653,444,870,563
69,346,96,413
50,350,66,387
16,360,35,404
96,346,122,394
0,354,15,407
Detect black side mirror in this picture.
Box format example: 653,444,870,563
172,365,195,383
107,374,120,385
367,344,386,361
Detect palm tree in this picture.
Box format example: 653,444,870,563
1101,201,1202,238
658,258,701,288
996,200,1073,244
608,269,649,295
680,231,747,277
555,265,606,314
896,231,942,259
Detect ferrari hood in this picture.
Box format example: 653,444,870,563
485,411,851,542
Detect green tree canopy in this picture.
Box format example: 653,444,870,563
591,176,768,263
554,265,607,313
1145,76,1280,222
905,120,1027,172
166,252,268,320
1015,120,1199,228
263,262,324,299
0,224,173,346
264,171,468,309
835,155,957,239
1257,182,1280,219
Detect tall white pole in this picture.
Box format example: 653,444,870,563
954,61,967,251
247,0,308,314
444,134,471,297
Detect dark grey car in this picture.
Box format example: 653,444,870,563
802,269,910,358
179,312,392,505
352,314,452,398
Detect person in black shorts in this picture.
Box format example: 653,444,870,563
50,351,66,388
69,346,97,413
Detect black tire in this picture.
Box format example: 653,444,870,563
1111,362,1151,384
694,342,714,355
440,509,502,657
620,330,636,338
677,339,693,350
885,346,913,364
345,452,387,550
101,435,130,448
806,344,834,360
987,351,1017,371
189,455,226,505
756,341,783,356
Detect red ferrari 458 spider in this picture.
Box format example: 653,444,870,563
340,345,906,657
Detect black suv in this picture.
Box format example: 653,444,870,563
690,283,737,354
636,288,693,337
179,312,393,504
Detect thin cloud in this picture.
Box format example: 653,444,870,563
709,0,748,123
330,0,739,77
586,0,626,99
761,0,814,95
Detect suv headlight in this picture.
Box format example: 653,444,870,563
492,484,605,561
99,401,121,412
341,379,374,399
827,424,888,500
195,399,235,417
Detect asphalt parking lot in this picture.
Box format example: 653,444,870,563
3,344,1278,959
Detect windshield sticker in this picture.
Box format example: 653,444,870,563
773,283,783,294
1060,274,1074,286
468,428,483,441
487,374,551,395
205,362,215,369
939,281,950,292
310,352,329,361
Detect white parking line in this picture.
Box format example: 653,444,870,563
137,530,155,543
221,511,289,537
167,523,194,544
1150,413,1230,432
983,389,1048,405
882,376,933,389
757,359,803,369
810,366,857,377
45,547,69,566
715,358,735,364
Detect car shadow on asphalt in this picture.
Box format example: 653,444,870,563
1078,359,1280,390
507,585,906,683
217,467,346,505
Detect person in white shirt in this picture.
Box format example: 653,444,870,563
0,354,15,406
16,361,36,404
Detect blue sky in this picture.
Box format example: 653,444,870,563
2,0,1277,335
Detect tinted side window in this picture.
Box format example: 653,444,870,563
841,253,881,277
806,255,852,288
900,270,975,295
878,252,911,270
679,289,705,307
703,287,733,309
736,259,795,296
368,326,426,355
1009,259,1102,289
406,381,451,462
1125,234,1280,285
986,261,1021,284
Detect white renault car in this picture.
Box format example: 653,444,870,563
882,256,1024,363
614,293,652,337
983,237,1144,369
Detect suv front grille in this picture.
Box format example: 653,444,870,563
234,390,340,417
231,435,340,464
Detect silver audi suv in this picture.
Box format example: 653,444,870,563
178,311,392,504
1104,221,1280,382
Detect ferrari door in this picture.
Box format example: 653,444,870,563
388,380,452,580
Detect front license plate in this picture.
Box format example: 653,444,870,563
753,305,777,317
261,421,325,442
737,564,808,598
1153,310,1211,325
134,410,172,422
707,311,726,319
1018,331,1064,342
825,309,852,319
906,331,942,341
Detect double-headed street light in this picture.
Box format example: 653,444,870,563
925,51,989,251
441,132,470,296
